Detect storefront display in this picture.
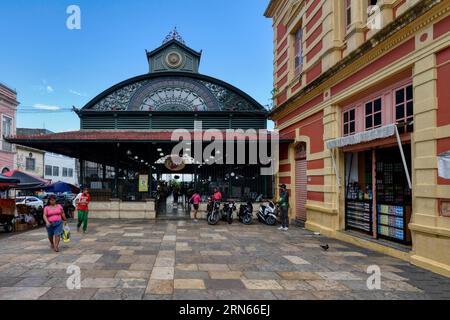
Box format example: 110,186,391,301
345,145,412,245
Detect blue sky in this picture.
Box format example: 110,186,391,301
0,0,275,132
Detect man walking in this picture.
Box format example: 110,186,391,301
277,184,289,231
73,187,91,233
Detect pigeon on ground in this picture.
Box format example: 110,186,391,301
320,244,329,251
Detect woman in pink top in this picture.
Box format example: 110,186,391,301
190,191,202,222
43,195,67,252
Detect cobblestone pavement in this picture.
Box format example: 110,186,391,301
1,220,449,300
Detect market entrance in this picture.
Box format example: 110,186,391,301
344,144,412,245
295,143,307,224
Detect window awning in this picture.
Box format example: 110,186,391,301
326,124,412,190
326,124,396,149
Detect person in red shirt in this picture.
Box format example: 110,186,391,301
74,187,91,233
212,188,222,202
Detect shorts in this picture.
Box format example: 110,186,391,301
46,220,63,237
193,204,199,210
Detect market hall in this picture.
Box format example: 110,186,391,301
7,32,292,219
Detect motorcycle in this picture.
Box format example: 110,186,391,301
29,207,44,226
238,201,253,225
206,197,221,225
220,201,236,224
256,201,278,226
0,214,15,233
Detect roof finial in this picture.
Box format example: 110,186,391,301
163,27,185,44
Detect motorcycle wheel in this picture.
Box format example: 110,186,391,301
207,212,219,225
5,224,13,233
227,212,233,224
242,214,253,225
266,216,276,226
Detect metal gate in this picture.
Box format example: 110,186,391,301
295,143,307,223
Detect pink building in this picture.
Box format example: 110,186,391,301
0,83,18,173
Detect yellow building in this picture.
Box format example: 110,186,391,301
265,0,450,277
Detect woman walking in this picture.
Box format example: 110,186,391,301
43,195,67,252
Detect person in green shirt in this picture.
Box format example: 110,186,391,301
277,184,290,231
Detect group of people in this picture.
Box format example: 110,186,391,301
42,187,91,252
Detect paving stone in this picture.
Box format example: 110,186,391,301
317,272,363,281
277,272,322,280
93,288,145,300
0,277,23,287
243,271,281,280
175,264,198,271
14,277,50,287
39,287,97,300
115,270,150,279
198,264,230,271
209,271,243,279
175,270,210,279
242,280,283,290
306,280,350,291
283,256,311,265
174,279,206,290
80,278,120,288
279,280,315,291
145,280,174,295
204,279,245,290
150,267,174,280
0,287,51,300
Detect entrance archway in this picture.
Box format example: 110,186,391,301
295,143,307,224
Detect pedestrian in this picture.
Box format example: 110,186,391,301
212,187,222,202
73,187,91,233
43,194,67,252
277,184,290,231
190,190,201,222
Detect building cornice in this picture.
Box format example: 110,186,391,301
270,0,448,120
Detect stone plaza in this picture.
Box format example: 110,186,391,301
1,220,450,300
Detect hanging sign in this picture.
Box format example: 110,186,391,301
164,156,186,172
138,175,149,192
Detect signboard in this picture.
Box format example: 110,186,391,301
164,156,186,172
138,175,149,192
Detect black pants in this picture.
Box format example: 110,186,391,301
280,207,289,228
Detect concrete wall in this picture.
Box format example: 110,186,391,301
15,146,45,178
88,200,156,219
44,153,78,185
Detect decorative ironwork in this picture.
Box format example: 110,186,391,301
140,87,207,112
89,77,265,113
163,27,185,44
92,82,148,111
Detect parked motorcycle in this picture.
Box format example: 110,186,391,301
238,201,253,225
0,214,15,233
29,207,44,226
220,201,236,224
206,197,221,225
256,201,277,226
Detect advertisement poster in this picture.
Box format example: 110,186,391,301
139,175,148,192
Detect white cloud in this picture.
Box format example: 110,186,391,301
46,86,54,93
33,104,61,111
69,89,86,97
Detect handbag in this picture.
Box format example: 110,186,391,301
62,222,71,243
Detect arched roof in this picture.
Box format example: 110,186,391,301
81,72,268,114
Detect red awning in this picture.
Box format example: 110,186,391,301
7,130,295,142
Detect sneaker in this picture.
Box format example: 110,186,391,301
193,219,198,223
278,226,284,230
283,227,289,231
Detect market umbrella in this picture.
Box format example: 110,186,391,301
0,174,20,189
44,181,80,194
2,170,50,190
